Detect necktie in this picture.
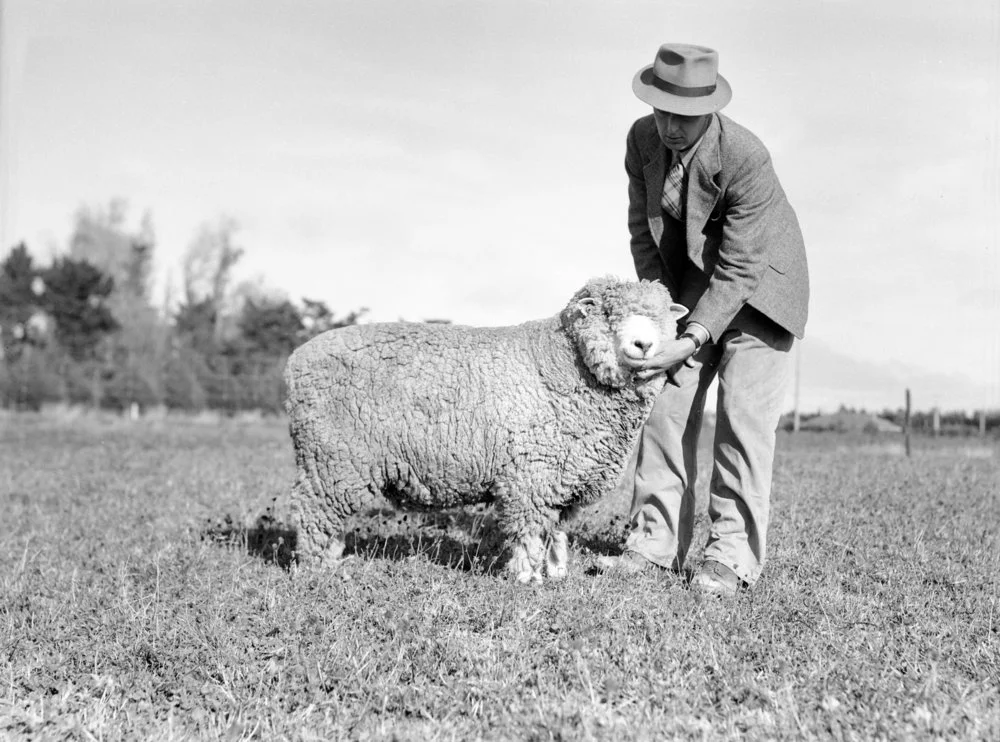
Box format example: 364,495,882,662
661,155,685,221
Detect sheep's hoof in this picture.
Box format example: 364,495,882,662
298,536,346,570
515,569,543,585
295,554,350,575
546,564,568,581
511,558,543,584
319,553,351,569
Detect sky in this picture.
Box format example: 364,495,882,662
1,0,998,414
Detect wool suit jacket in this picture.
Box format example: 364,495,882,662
627,112,809,340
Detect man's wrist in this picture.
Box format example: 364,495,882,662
680,322,711,351
679,333,700,352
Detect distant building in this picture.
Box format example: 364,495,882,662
798,410,902,434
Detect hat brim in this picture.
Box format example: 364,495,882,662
632,66,732,115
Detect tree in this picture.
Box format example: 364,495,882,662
161,346,209,411
38,257,118,362
174,298,218,358
69,199,155,302
0,245,60,408
169,218,245,409
180,217,244,347
299,298,368,340
125,211,156,301
0,243,41,360
68,201,167,409
238,298,304,358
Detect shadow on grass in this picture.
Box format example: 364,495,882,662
201,506,506,575
568,510,630,556
202,512,298,570
572,531,625,558
343,507,507,575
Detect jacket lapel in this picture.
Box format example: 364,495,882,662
643,133,667,247
685,115,723,264
642,115,723,265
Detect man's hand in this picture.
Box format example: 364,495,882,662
624,336,698,381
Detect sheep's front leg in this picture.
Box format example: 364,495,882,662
509,533,546,584
545,530,569,580
496,478,560,584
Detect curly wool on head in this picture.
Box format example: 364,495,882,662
281,276,688,584
561,277,683,397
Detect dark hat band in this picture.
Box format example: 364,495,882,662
640,68,717,98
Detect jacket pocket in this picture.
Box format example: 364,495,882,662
768,248,790,274
767,225,792,274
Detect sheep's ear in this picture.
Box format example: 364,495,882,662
576,297,599,315
669,303,689,320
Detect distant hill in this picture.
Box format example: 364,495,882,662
796,339,996,413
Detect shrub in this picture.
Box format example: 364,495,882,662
162,349,208,411
101,364,160,413
0,349,64,410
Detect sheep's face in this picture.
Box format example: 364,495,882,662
561,277,688,397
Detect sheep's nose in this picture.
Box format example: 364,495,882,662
633,338,652,353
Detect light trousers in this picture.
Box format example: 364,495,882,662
623,305,794,584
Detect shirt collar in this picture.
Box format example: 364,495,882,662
672,131,707,170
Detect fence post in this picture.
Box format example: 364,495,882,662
904,389,912,457
792,340,801,433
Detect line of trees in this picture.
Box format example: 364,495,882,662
0,200,366,414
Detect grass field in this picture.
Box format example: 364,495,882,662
1,412,997,741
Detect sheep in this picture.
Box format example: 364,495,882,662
282,276,688,583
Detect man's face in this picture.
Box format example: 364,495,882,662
653,109,712,152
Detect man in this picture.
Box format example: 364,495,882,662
597,43,809,596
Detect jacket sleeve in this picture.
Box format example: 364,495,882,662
626,123,676,297
686,146,780,339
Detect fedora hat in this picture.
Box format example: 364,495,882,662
633,43,732,115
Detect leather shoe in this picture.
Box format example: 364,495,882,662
595,550,660,574
691,560,741,597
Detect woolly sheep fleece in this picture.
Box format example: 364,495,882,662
283,276,688,583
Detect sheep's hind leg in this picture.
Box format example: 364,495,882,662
289,468,359,569
292,503,347,568
314,529,347,569
545,530,569,580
